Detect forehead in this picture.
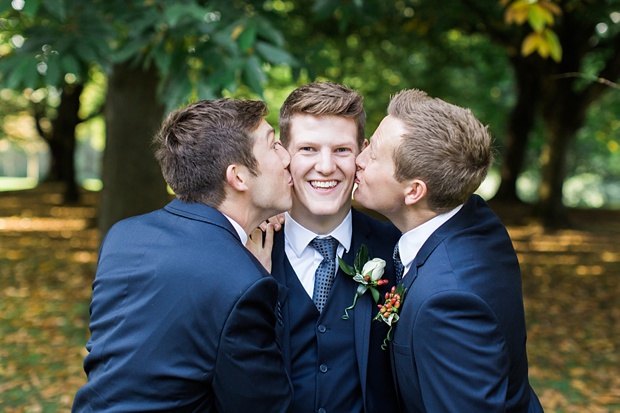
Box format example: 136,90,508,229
289,114,358,146
253,119,274,139
372,115,405,149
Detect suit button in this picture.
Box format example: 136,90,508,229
317,325,326,333
318,409,327,413
319,364,328,373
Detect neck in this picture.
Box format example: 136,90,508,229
385,204,438,234
218,198,273,236
289,204,351,235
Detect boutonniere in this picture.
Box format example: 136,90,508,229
338,244,389,320
374,285,406,350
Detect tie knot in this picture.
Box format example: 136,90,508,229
393,243,401,262
310,236,339,261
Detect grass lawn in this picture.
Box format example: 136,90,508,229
1,183,619,412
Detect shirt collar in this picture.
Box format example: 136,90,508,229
222,213,248,245
398,204,463,269
284,210,352,258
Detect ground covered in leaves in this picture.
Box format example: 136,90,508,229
1,183,619,412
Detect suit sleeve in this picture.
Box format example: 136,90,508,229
213,276,293,413
412,290,509,413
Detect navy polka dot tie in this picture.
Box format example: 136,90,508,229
310,236,339,313
393,243,404,284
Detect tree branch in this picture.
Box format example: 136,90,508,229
581,31,620,105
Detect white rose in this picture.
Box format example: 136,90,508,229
361,258,386,282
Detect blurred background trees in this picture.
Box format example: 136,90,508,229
1,0,619,236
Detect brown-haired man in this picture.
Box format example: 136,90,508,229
253,82,401,413
73,99,294,412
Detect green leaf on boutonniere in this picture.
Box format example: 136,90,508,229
337,257,355,276
339,244,389,320
354,244,369,272
371,287,381,303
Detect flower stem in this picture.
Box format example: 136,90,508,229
342,293,360,319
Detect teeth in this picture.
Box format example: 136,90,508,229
311,181,337,189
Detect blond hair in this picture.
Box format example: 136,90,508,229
388,89,494,213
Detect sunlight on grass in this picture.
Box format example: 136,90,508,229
0,177,38,191
82,179,102,192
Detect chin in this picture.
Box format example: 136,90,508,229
352,190,366,206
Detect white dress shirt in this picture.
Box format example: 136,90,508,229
283,211,352,298
222,213,248,245
397,205,463,278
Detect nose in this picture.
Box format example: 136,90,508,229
315,150,336,174
356,146,368,170
275,142,291,167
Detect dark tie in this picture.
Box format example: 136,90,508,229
393,243,404,284
310,236,339,312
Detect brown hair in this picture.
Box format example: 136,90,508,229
388,89,494,213
279,81,366,149
153,98,267,207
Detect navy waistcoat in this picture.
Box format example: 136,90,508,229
285,262,363,413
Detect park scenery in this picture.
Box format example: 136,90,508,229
1,0,619,412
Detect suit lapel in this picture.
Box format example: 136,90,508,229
271,230,292,372
401,195,478,291
349,210,373,407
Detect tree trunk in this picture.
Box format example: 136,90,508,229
537,57,588,228
537,122,573,228
494,56,541,203
98,61,168,238
39,84,83,203
535,13,596,229
53,84,83,204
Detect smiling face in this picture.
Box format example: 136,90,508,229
286,114,359,234
354,115,407,222
248,119,293,218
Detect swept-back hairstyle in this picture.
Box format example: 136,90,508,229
388,89,494,213
279,81,366,149
153,98,267,207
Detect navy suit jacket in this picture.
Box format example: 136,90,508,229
73,199,293,412
392,195,543,412
271,208,401,412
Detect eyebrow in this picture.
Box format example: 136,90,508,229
264,126,275,142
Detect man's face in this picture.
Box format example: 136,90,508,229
354,115,406,220
249,119,293,217
286,114,359,232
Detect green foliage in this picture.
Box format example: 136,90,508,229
0,0,298,109
0,1,112,89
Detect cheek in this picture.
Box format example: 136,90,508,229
337,158,357,177
288,157,308,179
370,165,394,188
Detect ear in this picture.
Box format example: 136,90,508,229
403,179,426,206
225,164,250,192
361,139,369,150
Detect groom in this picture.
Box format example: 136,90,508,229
254,82,401,413
354,89,544,412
